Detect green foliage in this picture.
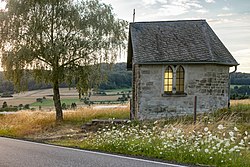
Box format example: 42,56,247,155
230,85,250,99
0,107,18,112
99,63,132,90
23,104,30,109
61,103,67,110
231,72,250,85
2,101,8,108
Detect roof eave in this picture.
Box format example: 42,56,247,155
134,61,239,66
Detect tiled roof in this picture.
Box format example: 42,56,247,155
127,20,238,67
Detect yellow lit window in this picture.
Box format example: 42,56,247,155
164,66,173,93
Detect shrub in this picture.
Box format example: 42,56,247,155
24,104,30,109
2,101,8,108
36,98,43,103
61,103,67,110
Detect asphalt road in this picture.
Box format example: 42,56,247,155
0,137,186,167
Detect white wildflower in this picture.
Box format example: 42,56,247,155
229,147,235,153
205,148,209,153
230,137,235,142
239,139,245,146
245,131,248,135
229,131,234,137
234,127,239,131
225,141,230,147
204,127,209,132
167,134,173,138
217,124,224,130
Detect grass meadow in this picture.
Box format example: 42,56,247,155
0,100,249,166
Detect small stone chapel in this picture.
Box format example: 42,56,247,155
127,20,239,120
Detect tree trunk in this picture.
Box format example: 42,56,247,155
53,80,63,122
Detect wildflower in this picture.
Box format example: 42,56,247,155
167,134,173,138
153,120,158,124
245,131,248,135
239,139,245,146
229,131,234,137
229,148,235,153
225,141,230,147
204,127,209,132
205,149,209,153
217,124,224,130
210,156,213,159
234,127,239,131
177,129,182,134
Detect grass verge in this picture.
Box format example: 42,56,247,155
0,103,249,166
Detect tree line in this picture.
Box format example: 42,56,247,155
0,63,132,94
230,72,250,85
230,72,250,99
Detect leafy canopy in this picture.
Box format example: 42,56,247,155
0,0,128,92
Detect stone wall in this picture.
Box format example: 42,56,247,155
135,64,230,120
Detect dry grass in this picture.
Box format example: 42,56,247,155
231,99,250,105
0,105,130,137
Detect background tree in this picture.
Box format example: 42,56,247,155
0,0,127,121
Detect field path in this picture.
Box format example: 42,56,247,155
0,88,78,107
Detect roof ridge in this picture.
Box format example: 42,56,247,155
130,19,206,24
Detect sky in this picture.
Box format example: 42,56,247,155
1,0,250,73
100,0,250,73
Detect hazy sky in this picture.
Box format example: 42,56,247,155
1,1,249,72
101,0,250,73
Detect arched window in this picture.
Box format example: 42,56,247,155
164,66,173,93
176,65,184,93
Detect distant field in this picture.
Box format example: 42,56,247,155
0,88,79,107
30,98,80,107
0,88,130,109
231,99,250,105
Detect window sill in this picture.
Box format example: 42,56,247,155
162,93,187,97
